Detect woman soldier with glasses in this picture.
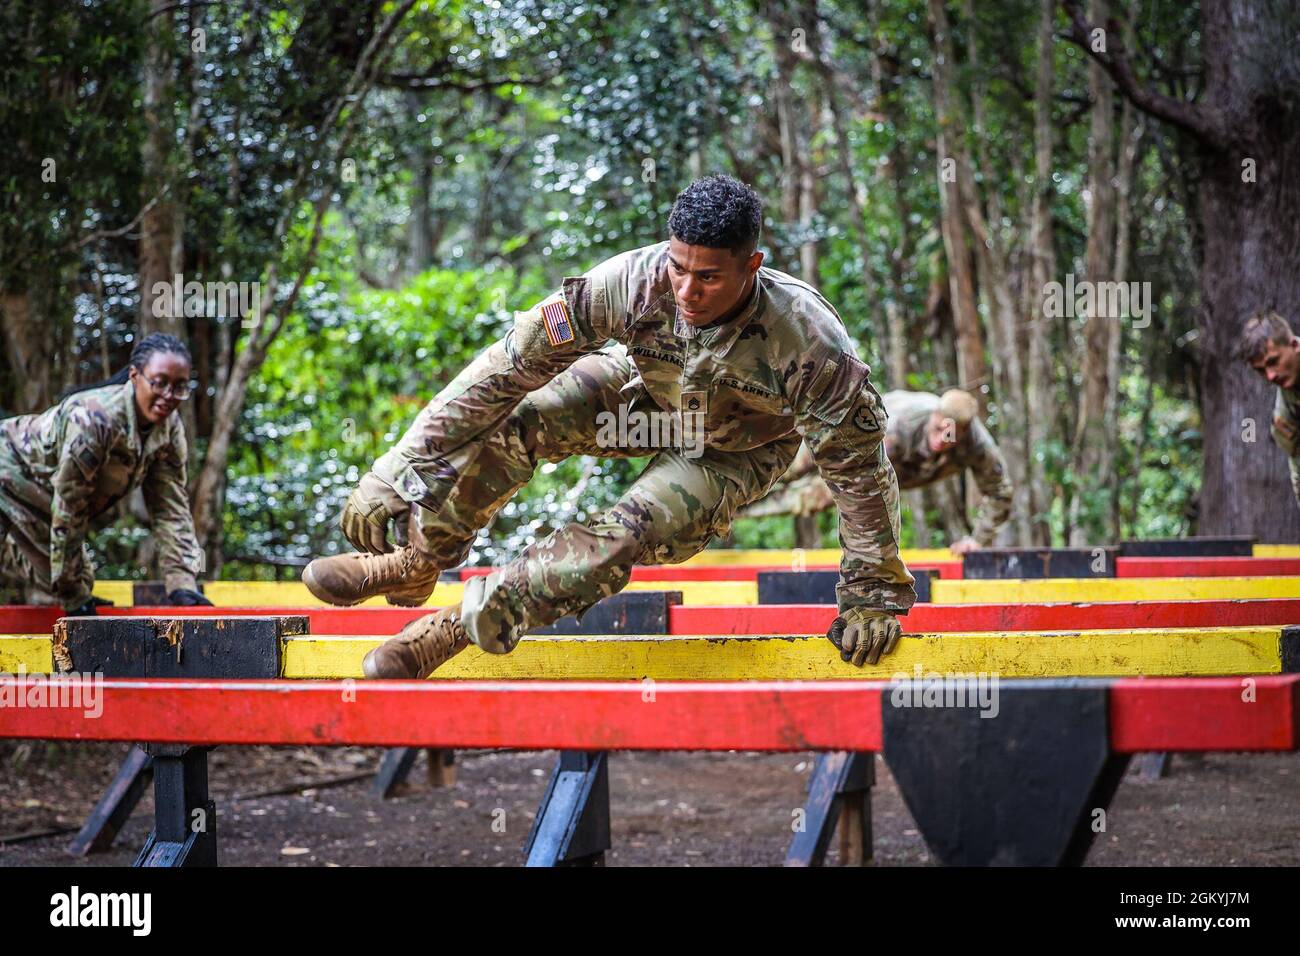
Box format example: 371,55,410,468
0,333,212,614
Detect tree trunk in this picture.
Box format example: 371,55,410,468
1027,0,1058,545
959,0,1030,545
406,92,435,276
878,52,915,390
1067,0,1117,545
0,292,54,413
1064,0,1300,541
139,0,181,338
1108,98,1141,534
926,261,961,388
769,3,802,273
1195,1,1300,541
805,3,894,375
769,8,825,548
928,0,989,411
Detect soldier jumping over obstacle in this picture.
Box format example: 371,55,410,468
745,388,1013,554
302,176,916,677
1241,309,1300,504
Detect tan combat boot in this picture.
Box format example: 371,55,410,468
362,603,470,679
301,547,441,607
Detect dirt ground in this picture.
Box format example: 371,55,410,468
1,742,1297,866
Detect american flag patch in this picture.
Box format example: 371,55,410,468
541,299,575,347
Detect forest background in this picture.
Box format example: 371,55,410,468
2,0,1297,581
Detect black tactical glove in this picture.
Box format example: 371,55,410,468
66,596,114,616
168,588,213,607
827,607,903,666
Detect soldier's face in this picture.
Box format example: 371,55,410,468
130,352,191,425
666,238,762,327
1250,338,1300,390
927,412,964,453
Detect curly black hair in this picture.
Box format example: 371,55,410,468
667,175,763,256
62,332,192,398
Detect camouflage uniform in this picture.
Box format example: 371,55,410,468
0,382,203,608
882,389,1013,546
370,241,915,654
1271,386,1300,502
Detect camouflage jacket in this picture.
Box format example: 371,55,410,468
882,389,1013,546
375,240,915,611
1271,386,1300,502
0,381,203,598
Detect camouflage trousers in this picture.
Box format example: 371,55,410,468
408,346,800,654
0,512,93,608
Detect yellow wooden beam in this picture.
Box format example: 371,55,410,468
0,636,54,673
198,581,466,608
5,626,1284,679
678,548,951,566
932,576,1300,604
279,626,1285,680
176,575,1300,607
70,572,1300,609
622,581,756,603
679,548,842,566
91,581,134,607
196,579,757,607
1253,544,1300,558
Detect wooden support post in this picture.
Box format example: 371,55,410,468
882,682,1129,865
786,752,874,866
425,748,456,787
523,751,611,867
67,745,153,856
133,745,217,868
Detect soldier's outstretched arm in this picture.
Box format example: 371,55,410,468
789,337,916,665
141,419,206,597
49,404,113,606
966,418,1014,546
350,263,625,552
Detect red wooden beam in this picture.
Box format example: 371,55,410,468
458,562,965,581
1111,676,1300,751
669,599,1300,634
3,597,1299,636
0,677,884,752
3,675,1297,752
1116,556,1300,578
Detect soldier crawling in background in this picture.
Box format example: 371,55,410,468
1240,309,1300,503
0,333,212,613
746,388,1013,555
303,175,916,676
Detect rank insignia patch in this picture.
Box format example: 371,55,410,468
541,299,575,347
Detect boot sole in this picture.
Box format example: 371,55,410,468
302,562,363,607
385,594,435,607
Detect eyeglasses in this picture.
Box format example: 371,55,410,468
145,377,196,401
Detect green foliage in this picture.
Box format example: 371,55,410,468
216,222,638,573
8,0,1218,576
